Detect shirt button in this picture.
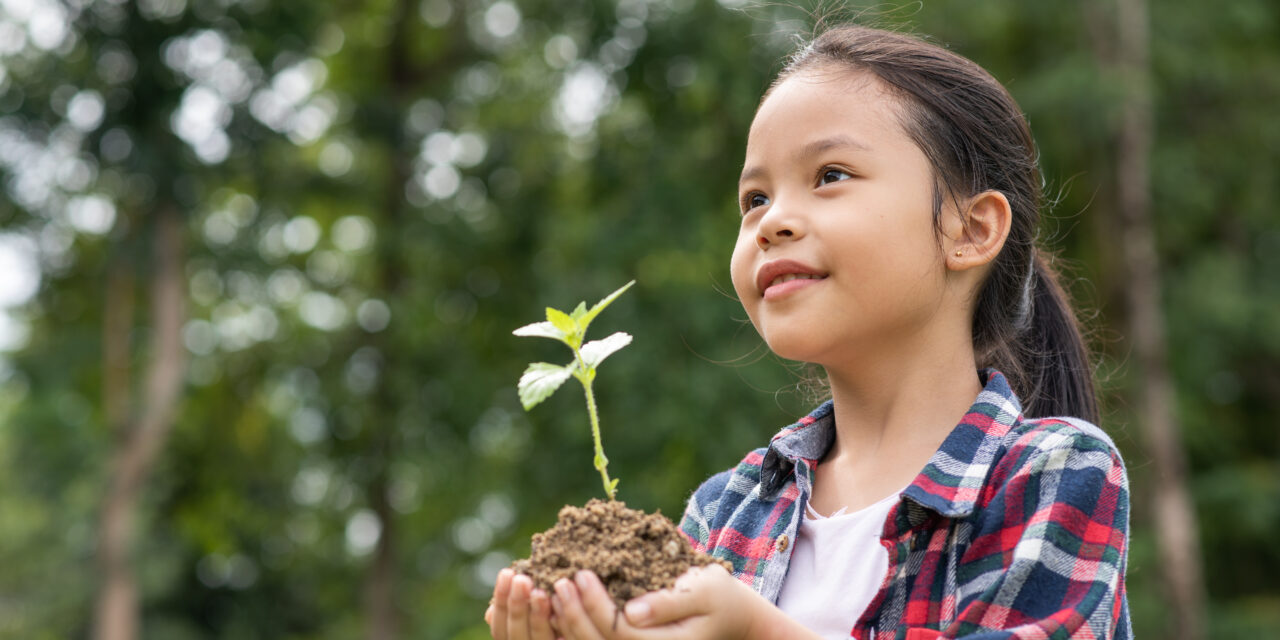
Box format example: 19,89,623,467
775,535,789,552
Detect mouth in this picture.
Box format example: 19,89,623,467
756,259,828,298
766,273,823,288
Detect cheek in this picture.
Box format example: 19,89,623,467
863,194,940,269
729,232,765,329
729,232,755,300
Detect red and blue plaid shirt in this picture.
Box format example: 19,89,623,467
679,370,1130,640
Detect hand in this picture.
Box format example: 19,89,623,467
550,565,783,640
485,568,557,640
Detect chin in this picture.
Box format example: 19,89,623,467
761,333,831,366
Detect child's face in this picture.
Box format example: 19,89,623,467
731,69,958,368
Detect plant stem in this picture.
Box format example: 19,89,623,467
581,377,615,500
573,347,615,500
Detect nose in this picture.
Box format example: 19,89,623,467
755,203,802,249
756,229,793,249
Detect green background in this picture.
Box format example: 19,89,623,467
0,0,1276,638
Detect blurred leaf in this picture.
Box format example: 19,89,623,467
514,321,566,342
517,362,574,410
579,332,632,370
579,280,636,331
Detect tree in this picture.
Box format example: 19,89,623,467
1109,0,1205,636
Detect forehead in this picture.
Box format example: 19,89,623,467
747,68,908,153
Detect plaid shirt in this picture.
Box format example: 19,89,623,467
680,370,1130,640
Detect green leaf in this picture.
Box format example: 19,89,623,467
546,307,575,334
608,478,619,494
579,332,633,369
512,321,565,341
517,362,573,410
569,302,588,322
578,280,635,332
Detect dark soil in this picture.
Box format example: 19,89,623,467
512,498,732,606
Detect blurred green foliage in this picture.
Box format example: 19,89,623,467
0,0,1276,638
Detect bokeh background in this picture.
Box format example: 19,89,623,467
0,0,1276,638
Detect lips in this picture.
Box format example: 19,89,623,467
756,259,827,297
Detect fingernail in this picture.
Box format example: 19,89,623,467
624,600,651,624
574,570,592,590
554,578,572,599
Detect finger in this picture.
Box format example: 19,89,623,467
529,588,556,640
548,593,564,638
573,571,625,635
553,578,607,640
624,565,724,627
508,574,535,639
491,568,514,639
550,593,563,629
623,589,699,629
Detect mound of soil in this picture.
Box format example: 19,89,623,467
512,498,732,606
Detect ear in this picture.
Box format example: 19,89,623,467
945,190,1012,272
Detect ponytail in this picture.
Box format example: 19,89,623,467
977,252,1098,423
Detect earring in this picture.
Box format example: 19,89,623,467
954,250,963,257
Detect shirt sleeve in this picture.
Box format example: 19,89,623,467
678,468,734,554
947,421,1131,640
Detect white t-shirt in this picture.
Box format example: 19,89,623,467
775,490,903,639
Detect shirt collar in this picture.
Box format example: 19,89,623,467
758,369,1023,517
760,401,834,499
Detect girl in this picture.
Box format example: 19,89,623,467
487,24,1130,640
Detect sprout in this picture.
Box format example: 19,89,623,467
513,281,634,500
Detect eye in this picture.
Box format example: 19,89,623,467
819,167,852,185
740,192,770,213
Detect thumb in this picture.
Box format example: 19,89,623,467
623,565,726,627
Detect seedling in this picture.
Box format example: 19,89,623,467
513,280,635,500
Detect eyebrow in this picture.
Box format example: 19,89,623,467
738,135,872,187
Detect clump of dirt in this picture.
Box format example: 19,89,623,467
512,498,732,606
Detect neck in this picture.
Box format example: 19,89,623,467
820,322,983,465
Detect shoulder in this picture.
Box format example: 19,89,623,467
947,415,1133,638
984,415,1130,517
1001,416,1126,473
688,446,770,511
679,447,770,546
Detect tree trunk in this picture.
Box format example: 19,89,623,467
102,258,134,434
95,253,135,640
360,0,416,636
365,470,398,640
93,208,187,640
1112,0,1207,637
